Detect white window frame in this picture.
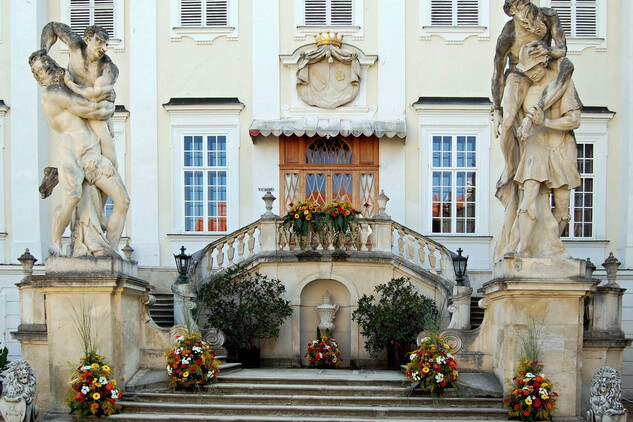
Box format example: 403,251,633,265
165,102,243,237
543,0,607,53
170,0,238,44
420,0,489,44
294,0,364,41
60,0,125,52
414,102,491,237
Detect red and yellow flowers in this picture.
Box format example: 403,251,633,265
66,352,122,417
304,330,343,369
504,360,558,421
406,336,458,396
164,332,220,389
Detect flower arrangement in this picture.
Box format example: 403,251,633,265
164,331,221,389
322,200,360,233
66,352,122,417
282,200,322,237
405,335,458,396
304,328,343,368
504,360,558,421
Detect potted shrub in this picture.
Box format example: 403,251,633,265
351,277,439,369
197,265,293,367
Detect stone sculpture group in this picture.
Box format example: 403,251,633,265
492,0,582,260
30,23,129,258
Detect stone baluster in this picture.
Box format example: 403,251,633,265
247,226,256,256
226,238,235,264
236,232,245,261
397,227,405,257
216,242,225,269
206,246,215,272
366,221,375,251
428,244,437,274
406,233,415,262
359,221,369,252
417,239,427,268
439,250,446,275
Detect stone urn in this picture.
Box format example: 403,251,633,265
314,291,339,332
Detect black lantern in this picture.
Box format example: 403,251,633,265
174,246,192,284
453,248,468,286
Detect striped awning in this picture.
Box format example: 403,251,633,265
249,118,407,139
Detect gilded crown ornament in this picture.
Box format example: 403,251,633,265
314,31,343,46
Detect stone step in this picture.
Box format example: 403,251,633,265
114,401,508,420
129,391,503,407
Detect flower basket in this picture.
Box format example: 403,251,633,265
405,335,458,396
504,360,558,421
66,352,122,418
321,201,361,249
304,328,343,369
282,200,321,248
164,332,221,390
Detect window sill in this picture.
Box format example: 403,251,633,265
295,25,363,41
420,26,489,43
566,37,607,54
170,26,238,44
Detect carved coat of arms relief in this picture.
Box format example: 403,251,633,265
296,33,362,109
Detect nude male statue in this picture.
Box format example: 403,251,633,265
29,50,129,256
491,0,574,191
40,23,119,170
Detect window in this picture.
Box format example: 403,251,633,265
61,0,125,51
431,135,477,234
164,98,243,236
550,0,597,38
430,0,479,26
180,0,228,27
420,0,489,43
295,0,363,40
304,0,353,26
182,135,228,233
543,0,606,52
170,0,238,43
280,135,378,217
561,143,594,238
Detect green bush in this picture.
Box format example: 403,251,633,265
352,277,439,361
197,265,293,351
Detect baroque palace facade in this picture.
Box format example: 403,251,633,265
1,0,633,397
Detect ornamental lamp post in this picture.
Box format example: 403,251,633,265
174,246,192,284
453,248,468,286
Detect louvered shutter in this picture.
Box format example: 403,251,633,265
574,0,597,37
551,0,597,38
456,0,479,26
331,0,353,26
69,0,115,38
205,0,228,26
305,0,327,26
431,0,454,26
181,0,203,26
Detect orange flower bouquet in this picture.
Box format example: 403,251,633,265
504,360,558,421
282,200,322,237
304,328,343,369
66,352,122,417
405,335,458,396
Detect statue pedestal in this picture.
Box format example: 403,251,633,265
13,256,150,412
482,255,595,417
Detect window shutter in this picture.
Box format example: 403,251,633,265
305,0,327,26
70,0,114,38
551,0,596,38
431,0,454,26
330,0,353,26
575,0,597,37
181,0,203,26
205,0,228,26
456,0,479,26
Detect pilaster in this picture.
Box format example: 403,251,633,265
129,0,159,265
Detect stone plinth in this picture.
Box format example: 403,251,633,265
482,256,595,417
13,256,150,413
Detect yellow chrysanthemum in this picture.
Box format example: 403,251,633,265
183,371,189,378
95,382,102,388
541,395,549,400
91,363,99,370
111,380,117,386
102,365,110,372
92,393,101,400
294,214,300,219
525,397,532,405
306,214,312,221
422,367,430,373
